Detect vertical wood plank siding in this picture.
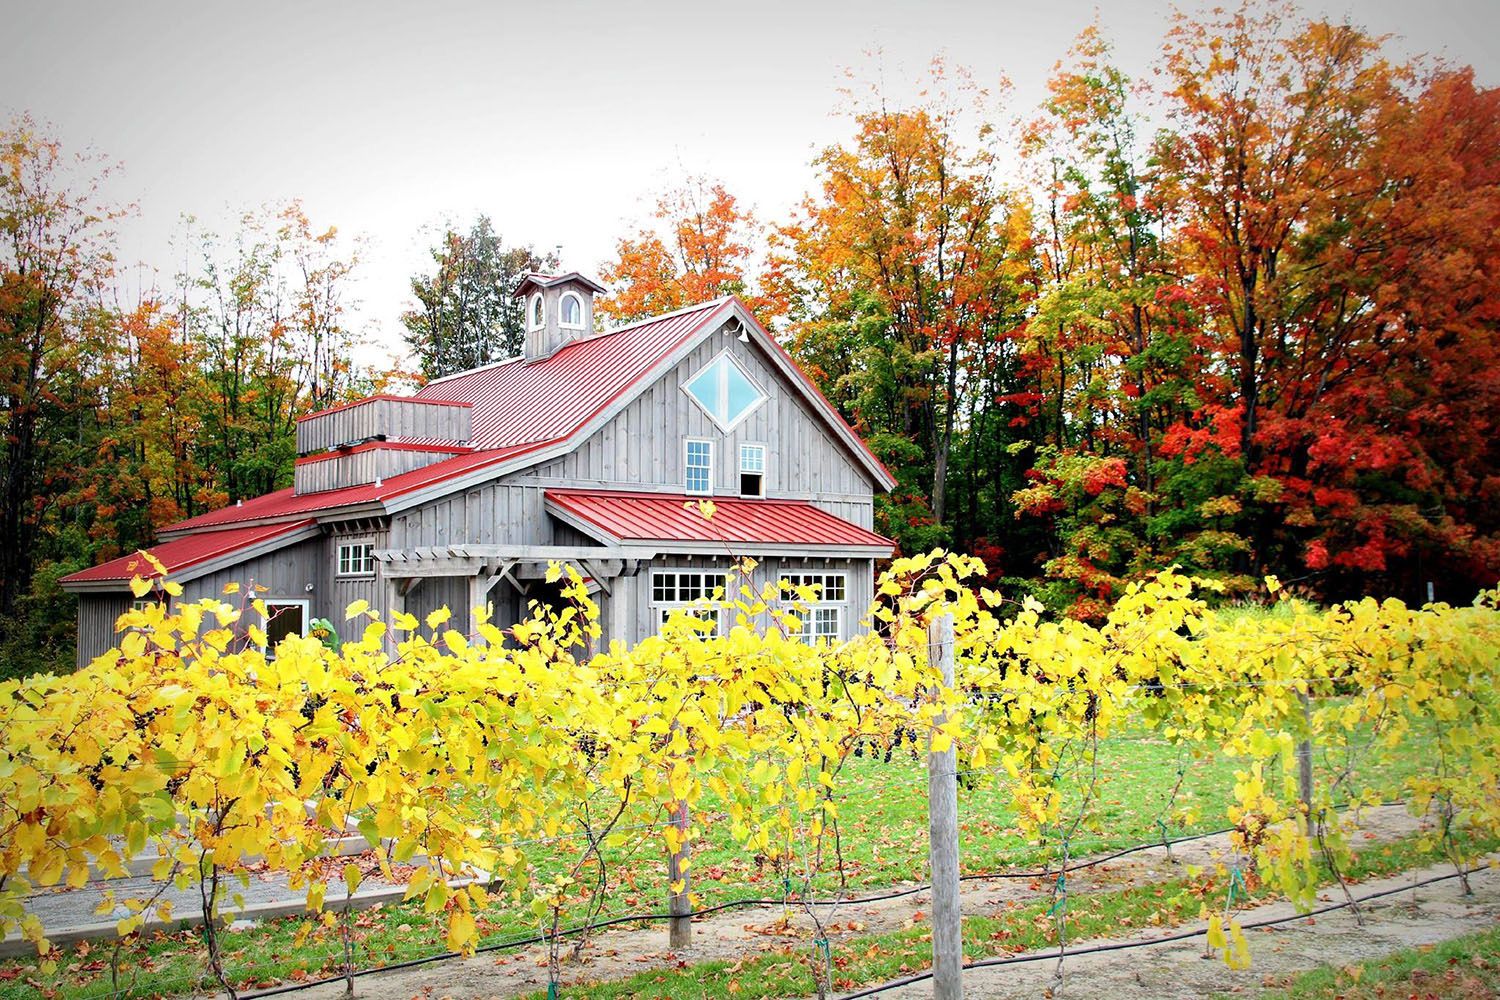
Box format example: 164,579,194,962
296,397,471,454
73,533,391,666
294,446,466,494
74,593,133,668
529,330,876,528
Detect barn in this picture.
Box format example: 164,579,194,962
60,274,896,665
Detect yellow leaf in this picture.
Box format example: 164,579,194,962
129,576,152,598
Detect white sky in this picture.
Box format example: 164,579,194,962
4,0,1497,365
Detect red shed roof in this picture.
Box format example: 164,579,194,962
62,519,318,586
545,489,894,555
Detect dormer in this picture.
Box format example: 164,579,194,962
513,272,607,362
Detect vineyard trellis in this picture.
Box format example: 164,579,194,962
0,550,1497,999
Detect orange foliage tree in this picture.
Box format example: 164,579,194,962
600,173,778,322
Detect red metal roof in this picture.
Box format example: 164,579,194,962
415,299,733,448
294,440,472,466
292,393,471,423
61,519,317,584
136,295,891,539
546,489,894,553
161,441,549,533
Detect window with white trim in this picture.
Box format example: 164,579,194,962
529,293,545,330
779,572,847,602
337,541,375,577
261,599,310,657
559,291,584,328
684,354,766,431
739,443,765,497
778,572,848,642
685,439,712,494
650,570,724,635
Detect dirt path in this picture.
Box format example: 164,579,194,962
860,856,1500,1000
226,804,1481,1000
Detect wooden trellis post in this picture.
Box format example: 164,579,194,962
927,612,963,999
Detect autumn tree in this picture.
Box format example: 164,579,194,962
0,116,121,656
402,216,555,379
601,174,776,323
772,63,1031,546
182,202,368,501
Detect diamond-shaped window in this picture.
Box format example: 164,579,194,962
684,355,766,430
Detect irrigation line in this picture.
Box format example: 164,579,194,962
834,862,1492,1000
220,813,1317,1000
64,794,1414,999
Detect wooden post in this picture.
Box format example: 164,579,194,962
667,798,692,950
1297,690,1315,835
927,612,963,1000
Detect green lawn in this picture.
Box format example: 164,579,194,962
0,720,1439,999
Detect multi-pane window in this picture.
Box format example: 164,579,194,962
651,571,723,635
778,573,847,602
740,443,765,497
779,572,847,642
337,541,375,576
684,354,766,430
685,439,712,494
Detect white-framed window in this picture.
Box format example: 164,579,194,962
261,599,310,656
778,572,847,602
559,291,584,329
529,293,545,330
337,541,375,577
778,572,847,642
650,570,724,636
739,443,765,497
131,597,156,612
683,352,767,431
685,438,713,495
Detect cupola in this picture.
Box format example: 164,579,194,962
513,272,607,362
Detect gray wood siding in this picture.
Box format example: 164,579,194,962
403,575,469,637
327,530,389,633
296,397,471,454
389,482,555,549
72,535,333,667
75,593,133,668
529,332,876,528
295,447,463,495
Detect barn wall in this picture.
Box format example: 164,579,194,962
528,330,877,528
74,593,133,668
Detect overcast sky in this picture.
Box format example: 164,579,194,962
4,0,1498,363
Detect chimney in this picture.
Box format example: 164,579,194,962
513,271,607,362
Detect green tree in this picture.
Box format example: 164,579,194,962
402,216,555,379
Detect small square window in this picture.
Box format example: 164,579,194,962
337,542,375,576
685,440,713,495
740,444,765,497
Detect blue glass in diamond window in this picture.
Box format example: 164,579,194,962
685,355,766,429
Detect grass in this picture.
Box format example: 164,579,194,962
1221,923,1500,999
516,830,1498,1000
0,721,1443,999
